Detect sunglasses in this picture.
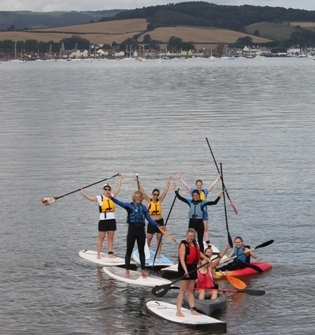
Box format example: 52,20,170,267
153,193,159,196
104,188,111,191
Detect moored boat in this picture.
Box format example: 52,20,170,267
183,292,227,316
215,261,272,279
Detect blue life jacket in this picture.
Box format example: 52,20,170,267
233,246,248,263
188,201,204,219
127,203,145,224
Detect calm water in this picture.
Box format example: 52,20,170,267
0,57,314,334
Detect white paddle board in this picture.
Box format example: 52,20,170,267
102,266,172,287
79,250,135,266
161,243,220,273
146,300,227,327
132,248,174,267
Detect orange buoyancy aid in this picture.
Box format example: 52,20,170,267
180,240,200,264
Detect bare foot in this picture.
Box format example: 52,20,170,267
141,270,149,278
97,255,101,259
176,312,185,317
109,253,116,258
125,270,130,278
191,310,201,316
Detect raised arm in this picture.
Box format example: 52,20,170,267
176,172,191,192
173,182,190,205
207,174,221,192
203,189,225,207
112,173,122,197
79,189,98,202
159,176,172,202
136,178,150,202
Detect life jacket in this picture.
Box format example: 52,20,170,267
148,199,162,215
199,190,206,201
127,203,145,224
233,245,248,263
180,240,200,264
99,196,115,218
196,269,216,289
188,201,204,219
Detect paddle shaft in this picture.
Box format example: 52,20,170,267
220,163,233,247
205,137,238,214
55,173,119,200
151,190,178,269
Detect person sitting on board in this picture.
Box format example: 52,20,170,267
173,182,225,254
136,176,172,258
217,236,258,271
79,173,122,259
176,228,216,317
106,190,164,278
195,245,229,300
176,172,221,246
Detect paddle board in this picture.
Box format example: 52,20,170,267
79,250,135,266
102,266,172,287
161,243,220,273
132,248,174,268
146,300,227,328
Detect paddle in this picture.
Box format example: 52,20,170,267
216,239,274,269
151,190,178,269
220,163,233,248
205,137,238,214
41,173,119,206
197,288,265,296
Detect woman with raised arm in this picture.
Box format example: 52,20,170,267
79,173,122,259
106,189,162,278
137,176,172,257
176,172,221,245
173,182,224,254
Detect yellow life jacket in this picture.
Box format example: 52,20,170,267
148,199,162,215
199,190,206,201
99,196,115,217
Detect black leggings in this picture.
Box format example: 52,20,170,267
188,218,204,254
125,224,146,270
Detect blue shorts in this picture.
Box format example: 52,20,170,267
203,210,209,221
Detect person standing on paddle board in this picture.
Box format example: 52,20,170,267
195,245,229,300
176,173,221,245
79,173,122,259
107,190,163,278
218,236,258,271
173,182,225,254
136,176,172,257
176,228,207,317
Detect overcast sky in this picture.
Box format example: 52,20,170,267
1,0,314,12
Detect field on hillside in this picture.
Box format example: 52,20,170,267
245,21,315,40
0,18,271,45
146,26,271,44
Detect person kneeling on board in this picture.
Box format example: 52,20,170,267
195,245,229,300
106,189,164,278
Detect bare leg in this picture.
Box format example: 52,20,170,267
125,269,130,278
156,232,163,257
107,230,116,257
146,233,153,248
187,280,201,315
176,280,188,317
97,231,106,259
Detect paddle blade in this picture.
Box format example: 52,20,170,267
41,196,56,206
226,273,247,290
151,284,171,298
242,288,265,296
255,240,274,249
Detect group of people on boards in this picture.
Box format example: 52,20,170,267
79,172,257,316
